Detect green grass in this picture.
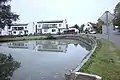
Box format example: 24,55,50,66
80,39,120,80
0,35,56,42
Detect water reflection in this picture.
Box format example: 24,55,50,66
1,40,91,53
0,40,90,80
0,53,20,80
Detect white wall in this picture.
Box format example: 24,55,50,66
42,29,50,34
83,23,92,31
11,30,25,35
27,23,35,35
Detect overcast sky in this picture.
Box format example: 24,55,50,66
10,0,119,26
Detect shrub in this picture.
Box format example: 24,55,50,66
46,34,56,39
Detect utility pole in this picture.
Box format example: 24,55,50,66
106,11,110,62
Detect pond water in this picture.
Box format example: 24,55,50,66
0,39,90,80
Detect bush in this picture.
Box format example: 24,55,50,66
46,34,56,39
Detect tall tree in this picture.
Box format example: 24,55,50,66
72,24,79,29
0,53,20,80
96,19,103,33
79,24,85,33
0,0,19,29
113,2,120,30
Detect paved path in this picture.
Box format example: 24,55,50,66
89,25,120,47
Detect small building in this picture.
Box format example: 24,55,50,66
8,23,28,36
83,22,96,34
36,19,68,34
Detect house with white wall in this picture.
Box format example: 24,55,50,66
8,23,29,36
36,19,68,34
83,22,96,33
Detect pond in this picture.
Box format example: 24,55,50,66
0,39,90,80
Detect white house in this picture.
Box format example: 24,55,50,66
83,22,96,33
36,19,68,34
8,23,29,36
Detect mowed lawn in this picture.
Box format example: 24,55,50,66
80,39,120,80
0,36,47,42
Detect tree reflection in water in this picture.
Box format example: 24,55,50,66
0,53,20,80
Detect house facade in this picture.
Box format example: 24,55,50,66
8,23,28,36
36,19,68,34
83,22,96,33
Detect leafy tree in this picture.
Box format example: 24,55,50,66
79,24,85,33
0,53,20,80
96,19,103,33
113,2,120,31
0,0,19,29
72,24,79,29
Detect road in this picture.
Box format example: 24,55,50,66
90,25,120,47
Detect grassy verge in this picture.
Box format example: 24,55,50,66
80,39,120,80
0,35,56,42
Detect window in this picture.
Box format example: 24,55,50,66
18,27,24,30
44,29,48,32
59,47,61,49
52,29,56,32
12,27,17,30
20,31,22,33
25,44,27,46
39,25,41,27
53,24,57,27
13,31,16,34
59,24,62,27
42,24,49,29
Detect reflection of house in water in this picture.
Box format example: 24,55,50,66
7,40,68,53
36,40,68,53
8,41,29,49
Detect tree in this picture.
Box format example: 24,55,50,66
79,24,85,33
72,24,79,29
0,53,20,80
96,19,103,33
113,2,120,31
0,0,19,29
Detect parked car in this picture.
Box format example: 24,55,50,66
115,26,119,29
90,31,96,34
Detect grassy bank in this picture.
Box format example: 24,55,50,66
0,35,56,42
80,39,120,80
